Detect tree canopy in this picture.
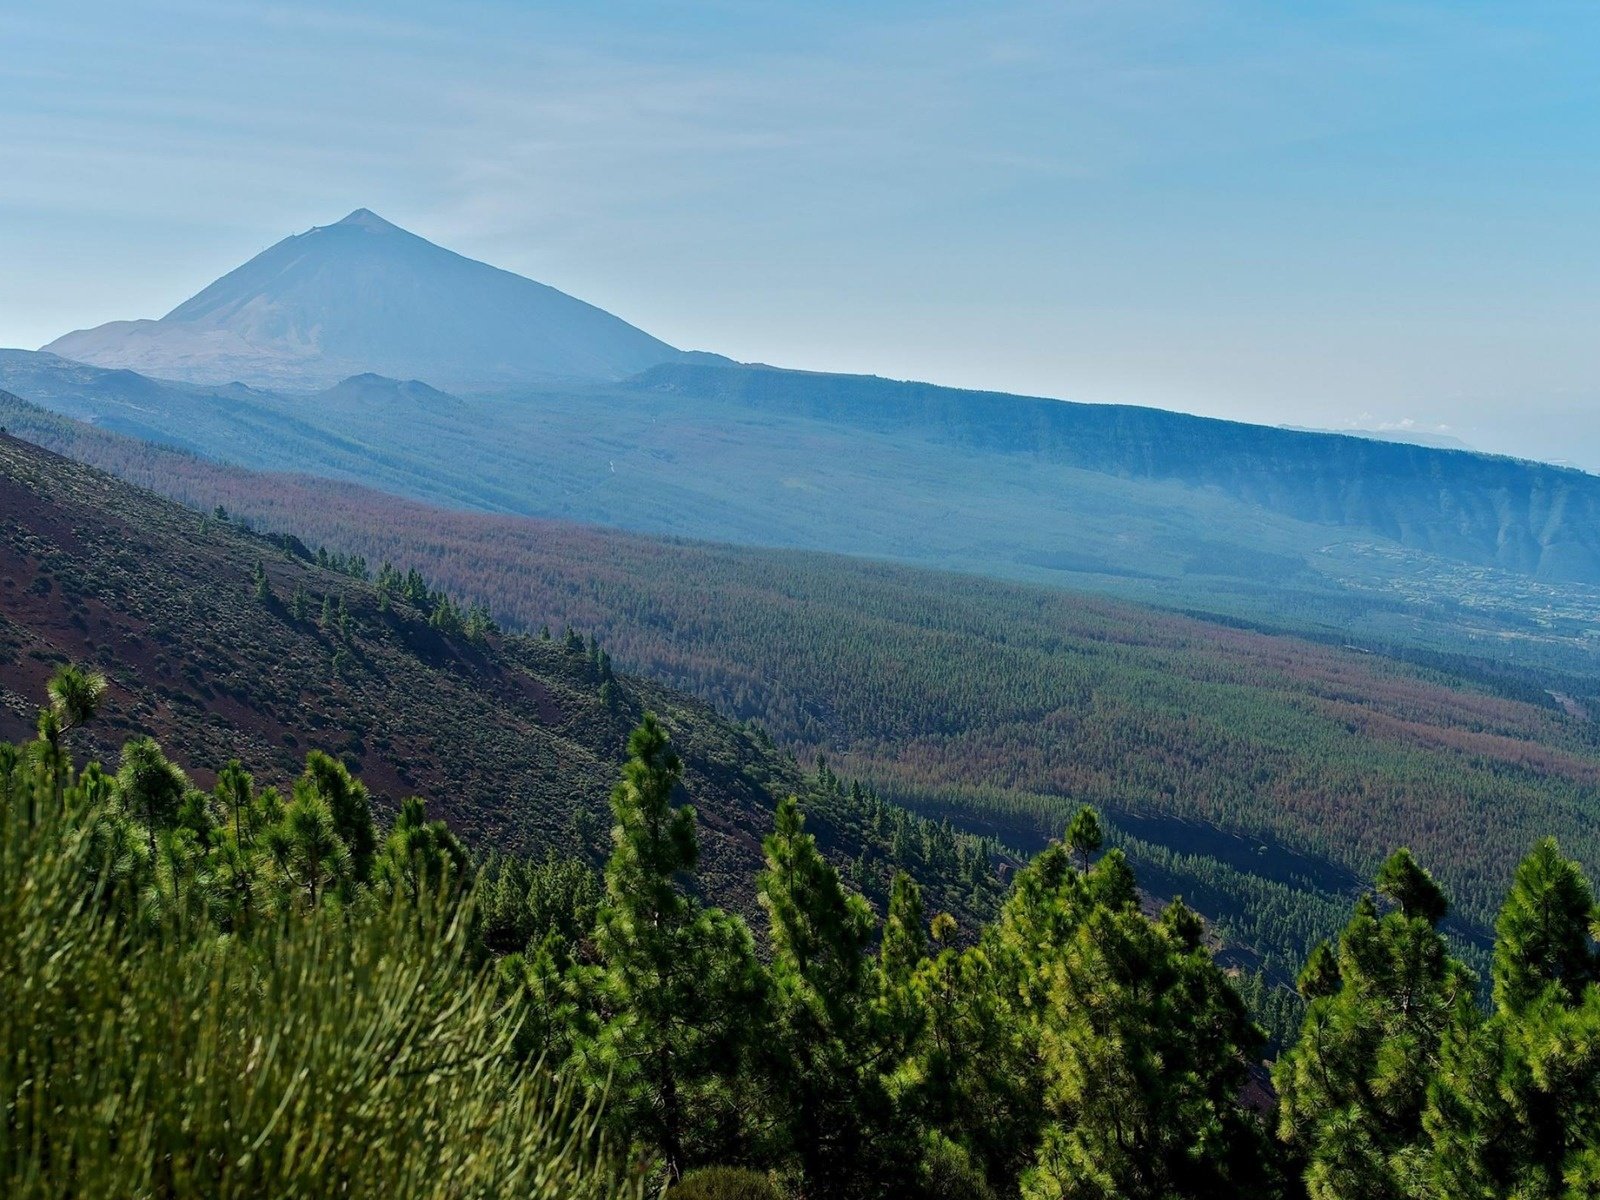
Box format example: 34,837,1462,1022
6,674,1600,1199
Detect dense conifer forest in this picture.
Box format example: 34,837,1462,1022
13,413,1600,1039
7,666,1600,1198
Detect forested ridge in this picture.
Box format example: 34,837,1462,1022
8,667,1600,1198
631,362,1600,583
13,355,1600,689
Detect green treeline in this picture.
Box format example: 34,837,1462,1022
7,667,1600,1198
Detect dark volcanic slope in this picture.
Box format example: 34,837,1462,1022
0,433,808,909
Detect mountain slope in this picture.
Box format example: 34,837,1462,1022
106,446,1600,935
8,398,1600,993
633,363,1600,582
30,214,1600,588
6,350,1600,669
0,432,997,921
43,210,697,388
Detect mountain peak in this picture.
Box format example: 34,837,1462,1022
42,212,691,389
330,208,400,232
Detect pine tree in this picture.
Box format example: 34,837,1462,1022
1491,837,1597,1015
377,796,470,902
1275,850,1473,1200
46,663,108,738
758,795,905,1197
1066,805,1103,873
115,736,189,859
1296,940,1341,1001
1375,847,1449,925
881,870,927,990
582,714,764,1180
213,759,255,845
908,842,1086,1193
1423,839,1600,1199
295,751,377,886
1021,893,1271,1200
264,786,350,907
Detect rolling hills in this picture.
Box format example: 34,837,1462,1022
7,348,1600,678
7,337,1600,664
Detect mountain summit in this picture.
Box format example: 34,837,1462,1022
43,210,695,389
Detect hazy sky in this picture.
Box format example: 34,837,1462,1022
5,1,1600,463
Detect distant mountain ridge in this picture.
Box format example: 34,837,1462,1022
43,209,710,388
1282,425,1474,452
8,346,1600,594
631,362,1600,583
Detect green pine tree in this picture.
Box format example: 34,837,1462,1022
580,714,764,1181
758,795,907,1197
295,751,377,886
376,796,470,903
115,736,189,860
46,663,108,738
264,786,350,908
1423,838,1600,1199
1021,893,1272,1200
880,870,927,990
1066,805,1103,873
1275,849,1473,1200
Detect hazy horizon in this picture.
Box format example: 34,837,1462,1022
5,1,1599,466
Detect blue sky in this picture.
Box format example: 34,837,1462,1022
4,1,1599,462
